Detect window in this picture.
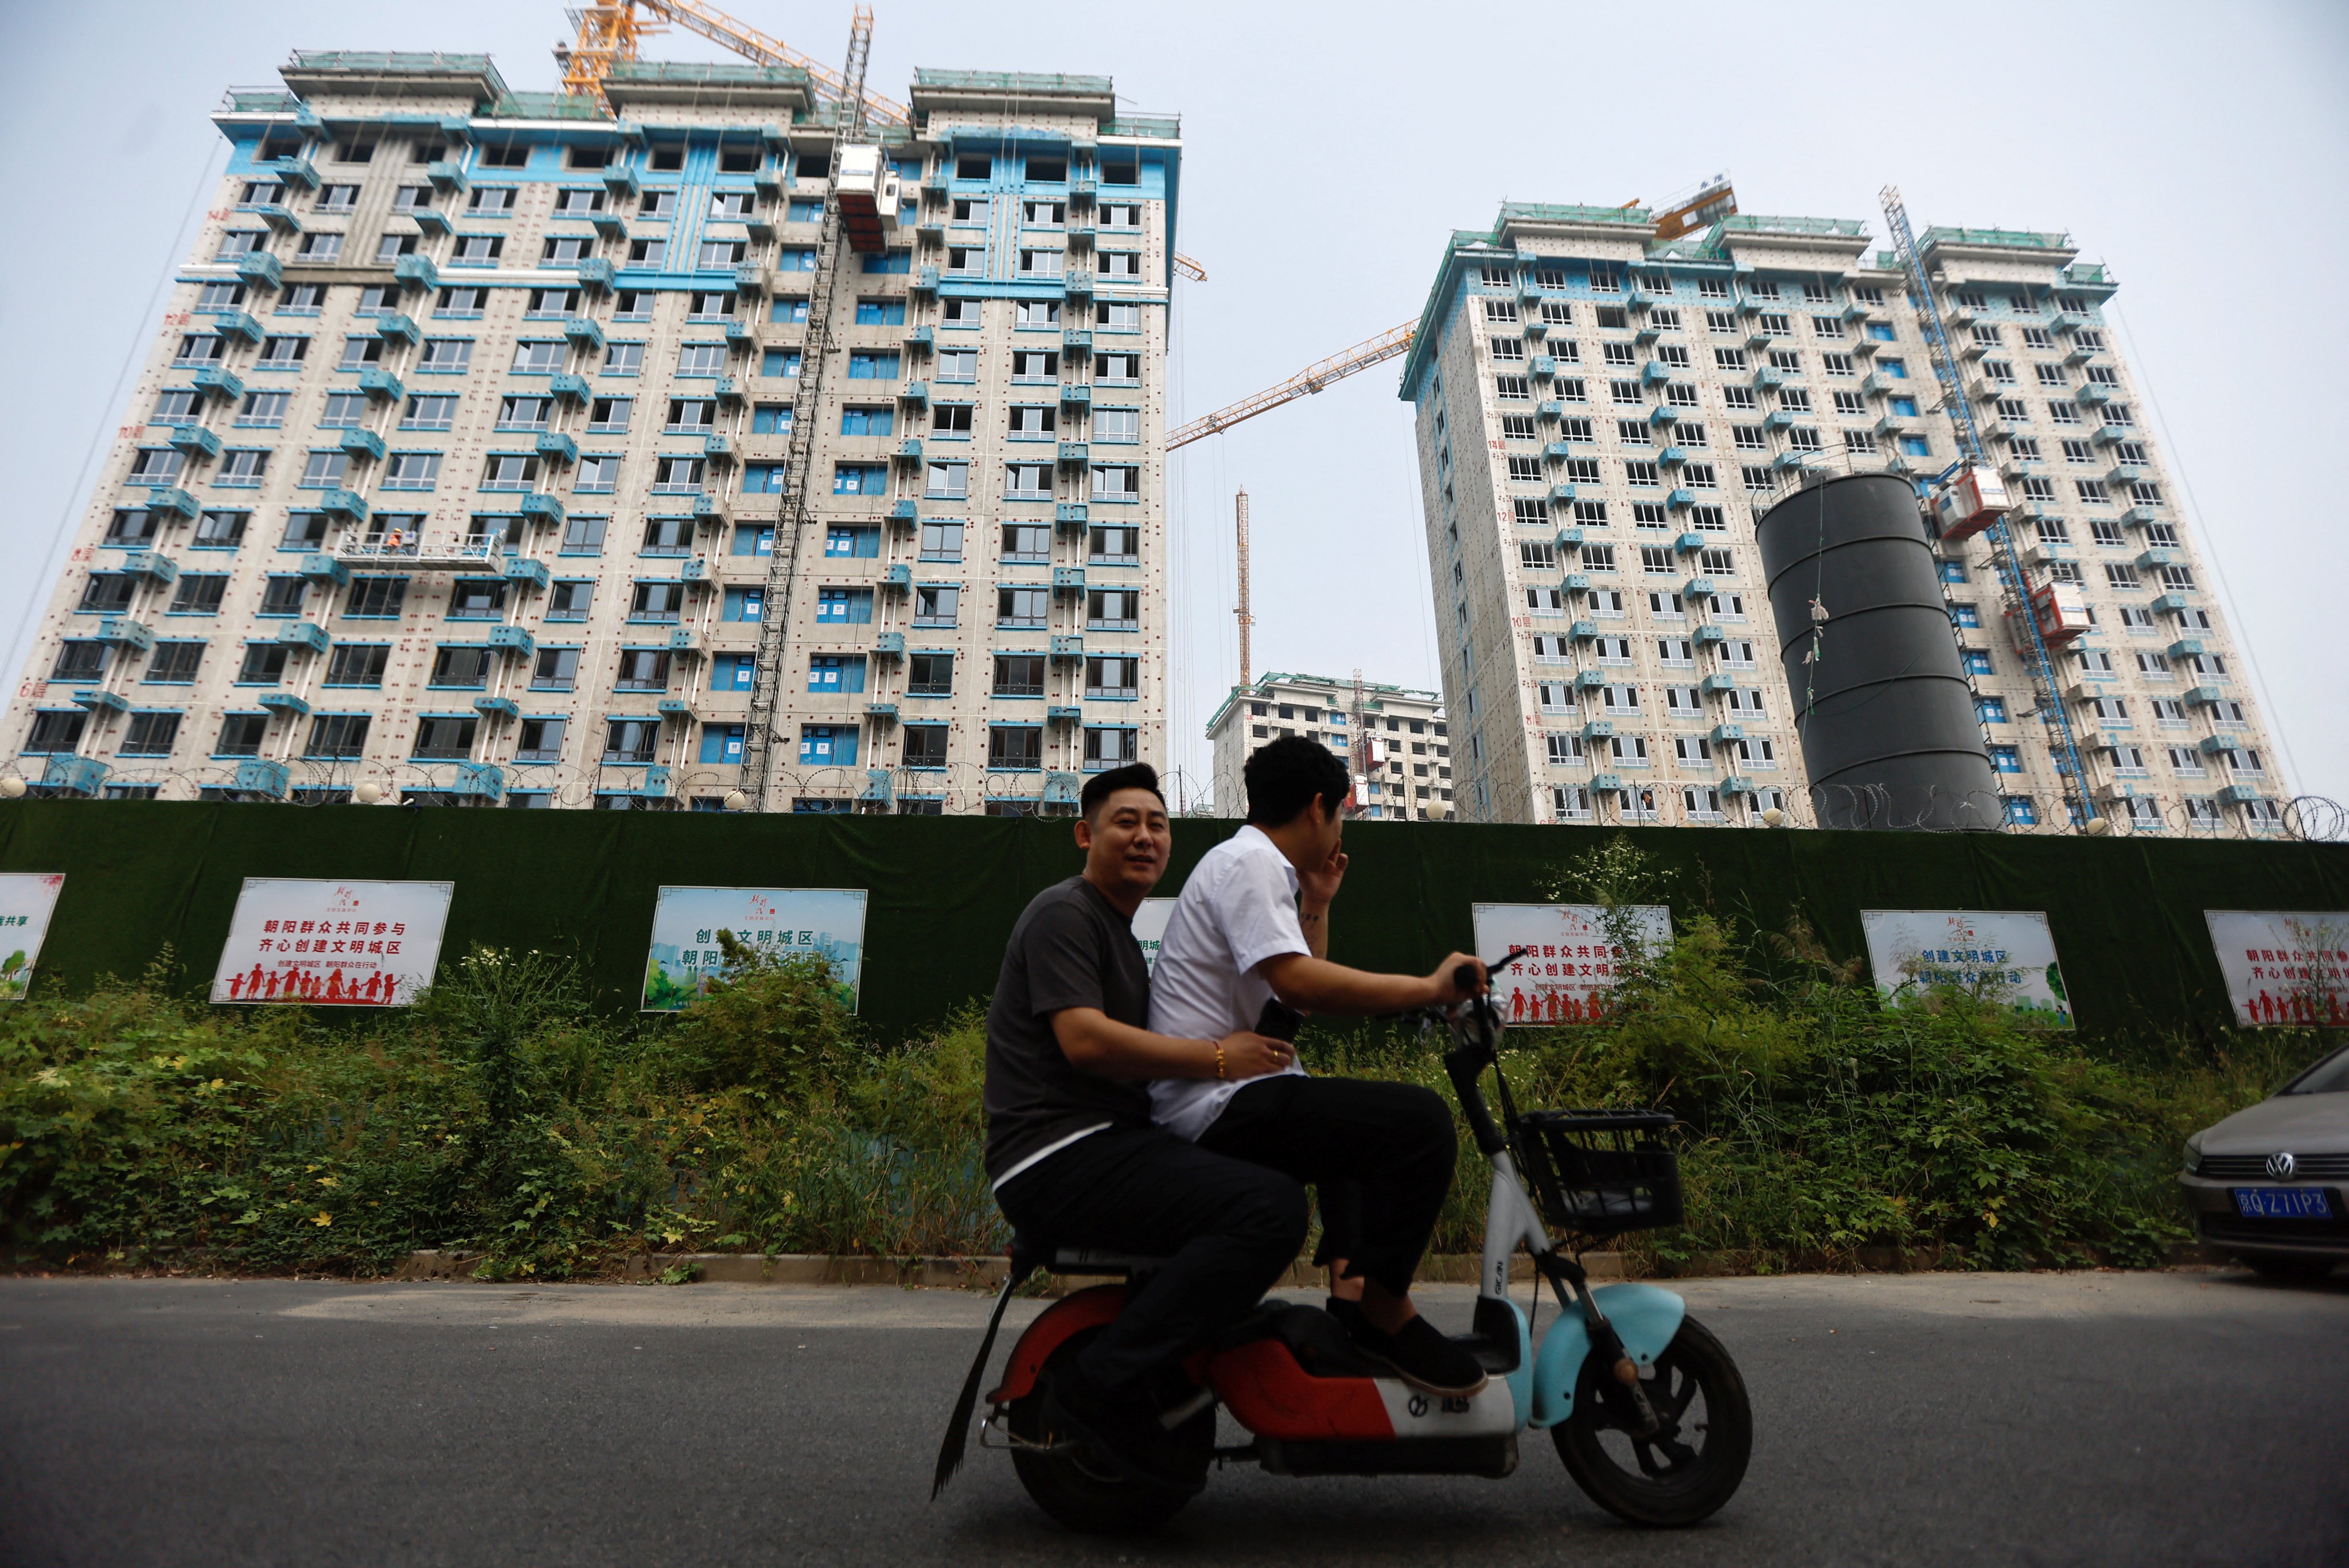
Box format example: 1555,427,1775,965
322,642,389,688
988,727,1043,770
418,338,472,373
603,720,658,765
983,653,1047,698
1085,656,1139,699
528,646,581,691
615,647,673,689
1087,588,1140,630
1002,523,1053,563
381,453,440,490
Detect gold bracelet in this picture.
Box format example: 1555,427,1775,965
1213,1041,1226,1080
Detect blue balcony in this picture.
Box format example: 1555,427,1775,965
2091,422,2132,448
1542,440,1578,461
372,311,419,346
722,319,753,347
656,698,696,722
486,625,535,658
338,427,385,463
1581,720,1614,740
666,628,702,657
588,210,625,241
1750,366,1782,391
472,696,519,720
2136,547,2180,570
96,617,154,653
1564,573,1591,591
1523,318,1548,341
519,493,566,525
880,563,912,589
1039,771,1081,806
887,498,919,524
453,762,504,803
1699,672,1738,692
733,263,768,297
597,161,637,198
865,703,898,724
357,366,404,403
262,154,318,190
2183,685,2225,706
858,769,894,804
1721,776,1756,796
905,325,935,351
168,425,221,461
1692,624,1727,650
2051,310,2087,335
252,202,299,234
2077,381,2113,407
1676,532,1707,552
1055,502,1089,528
1568,618,1598,639
1537,400,1563,420
235,251,283,290
1589,774,1624,793
1667,489,1696,511
562,315,605,351
535,431,578,465
1049,634,1084,660
227,758,287,799
320,487,367,522
147,487,198,520
192,365,245,402
1658,445,1688,467
900,380,930,406
275,621,329,656
1860,372,1898,396
1771,450,1814,471
1744,326,1777,352
1634,322,1661,345
1530,356,1556,380
1056,441,1088,466
913,266,940,294
690,491,724,523
216,311,263,345
872,631,906,656
1047,705,1082,724
426,159,469,193
680,557,710,584
35,754,107,797
2108,462,2148,487
2196,734,2235,758
703,434,734,463
393,254,439,292
1761,409,1799,432
1648,405,1678,427
1059,382,1089,407
635,766,674,799
1555,526,1584,547
1063,272,1094,301
894,436,924,462
1641,360,1670,385
576,258,616,291
1549,482,1579,504
1683,576,1716,598
122,552,178,586
257,691,310,718
2167,637,2206,660
2217,784,2261,807
1709,723,1744,744
550,373,590,404
1573,670,1607,689
1053,566,1086,594
71,688,128,717
712,374,742,404
299,552,349,587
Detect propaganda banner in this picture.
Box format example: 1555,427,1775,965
1133,898,1176,974
642,886,867,1012
2203,911,2349,1028
1470,903,1674,1024
210,879,454,1007
1860,909,2073,1027
0,872,65,1002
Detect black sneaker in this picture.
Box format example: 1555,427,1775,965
1326,1297,1489,1398
1039,1364,1202,1489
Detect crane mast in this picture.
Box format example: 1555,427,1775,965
1878,185,2095,830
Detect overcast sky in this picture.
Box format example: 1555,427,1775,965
3,1,2343,811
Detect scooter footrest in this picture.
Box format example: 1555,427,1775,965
1259,1434,1518,1479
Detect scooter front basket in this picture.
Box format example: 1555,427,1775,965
1512,1109,1683,1235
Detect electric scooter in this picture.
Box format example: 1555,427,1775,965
932,952,1753,1531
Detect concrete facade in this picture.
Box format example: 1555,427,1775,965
1205,672,1448,821
10,53,1177,814
1399,204,2285,834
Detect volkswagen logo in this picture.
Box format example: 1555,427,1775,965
2266,1151,2297,1180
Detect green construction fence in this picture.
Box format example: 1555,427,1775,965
1,801,2343,1044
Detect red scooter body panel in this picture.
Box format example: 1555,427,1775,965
988,1284,1125,1404
1207,1339,1396,1442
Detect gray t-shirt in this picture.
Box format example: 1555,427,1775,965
983,875,1155,1183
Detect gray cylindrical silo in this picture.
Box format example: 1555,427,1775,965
1755,473,1998,831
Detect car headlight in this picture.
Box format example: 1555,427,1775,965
2183,1132,2204,1175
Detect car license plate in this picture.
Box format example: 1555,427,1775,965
2233,1187,2334,1220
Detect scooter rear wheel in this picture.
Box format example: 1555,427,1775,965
1552,1312,1751,1527
1007,1327,1214,1534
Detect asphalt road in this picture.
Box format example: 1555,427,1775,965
1,1268,2344,1568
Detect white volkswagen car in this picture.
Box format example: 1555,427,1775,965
2180,1044,2349,1281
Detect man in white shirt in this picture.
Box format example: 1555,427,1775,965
1148,735,1490,1396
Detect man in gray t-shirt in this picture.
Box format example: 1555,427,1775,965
981,764,1299,1488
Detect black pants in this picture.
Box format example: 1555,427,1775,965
995,1126,1308,1393
1199,1075,1458,1298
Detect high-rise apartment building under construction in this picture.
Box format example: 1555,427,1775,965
1400,201,2286,833
10,50,1177,812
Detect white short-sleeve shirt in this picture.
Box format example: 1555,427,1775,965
1147,825,1312,1140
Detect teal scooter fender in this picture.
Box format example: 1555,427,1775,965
1527,1283,1687,1429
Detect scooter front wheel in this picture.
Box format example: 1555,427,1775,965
1552,1312,1751,1527
1007,1327,1213,1534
